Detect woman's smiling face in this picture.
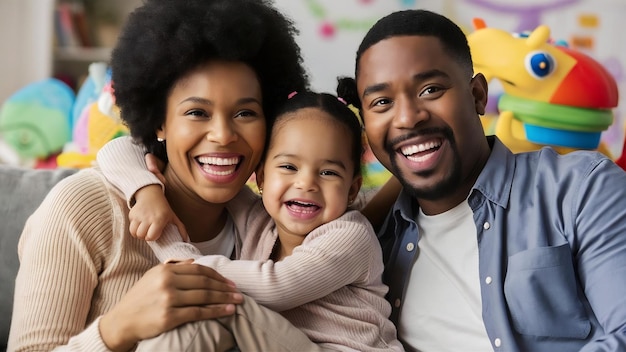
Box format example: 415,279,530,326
158,60,266,205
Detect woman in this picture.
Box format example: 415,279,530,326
8,0,308,350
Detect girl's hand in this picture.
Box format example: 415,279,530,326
99,263,243,351
130,185,189,242
128,153,188,242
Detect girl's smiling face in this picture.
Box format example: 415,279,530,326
257,109,362,241
158,60,266,205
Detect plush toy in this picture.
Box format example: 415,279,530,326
0,78,74,168
57,68,128,169
71,62,109,133
467,18,619,157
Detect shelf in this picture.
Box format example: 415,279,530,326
54,46,112,63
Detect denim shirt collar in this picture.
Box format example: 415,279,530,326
389,136,515,227
471,136,515,210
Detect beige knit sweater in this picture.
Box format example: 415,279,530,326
7,166,250,351
8,168,158,351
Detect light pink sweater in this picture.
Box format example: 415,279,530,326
99,136,403,351
153,195,403,351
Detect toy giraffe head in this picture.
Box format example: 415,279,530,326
468,18,618,109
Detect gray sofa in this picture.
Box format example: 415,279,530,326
0,165,78,350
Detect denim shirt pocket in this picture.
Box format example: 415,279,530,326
504,244,590,338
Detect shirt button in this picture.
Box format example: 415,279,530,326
406,242,415,252
394,298,401,308
483,222,490,230
494,338,501,347
485,276,492,284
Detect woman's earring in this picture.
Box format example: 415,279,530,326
258,187,263,195
157,137,165,142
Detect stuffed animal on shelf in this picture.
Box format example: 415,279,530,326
0,78,74,168
467,18,619,157
57,65,128,169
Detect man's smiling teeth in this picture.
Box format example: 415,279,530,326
401,141,441,156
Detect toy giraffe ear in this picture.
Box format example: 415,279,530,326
526,25,551,49
472,18,486,30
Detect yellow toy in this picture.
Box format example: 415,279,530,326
468,18,619,156
57,79,128,168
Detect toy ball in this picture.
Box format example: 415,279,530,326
0,78,74,160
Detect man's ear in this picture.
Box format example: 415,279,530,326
471,73,489,116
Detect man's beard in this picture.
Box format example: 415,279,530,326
386,128,461,201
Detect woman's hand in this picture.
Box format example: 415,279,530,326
99,263,243,351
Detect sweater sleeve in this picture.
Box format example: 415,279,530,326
8,171,117,352
147,189,265,263
194,211,378,311
148,224,203,263
52,318,111,352
95,136,163,208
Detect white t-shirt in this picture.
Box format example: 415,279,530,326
398,199,492,352
192,214,235,258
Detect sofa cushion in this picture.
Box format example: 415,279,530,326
0,165,78,349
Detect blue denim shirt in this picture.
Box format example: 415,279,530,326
379,136,626,352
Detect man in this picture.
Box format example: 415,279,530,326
338,9,626,352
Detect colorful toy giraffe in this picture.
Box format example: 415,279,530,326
467,18,619,156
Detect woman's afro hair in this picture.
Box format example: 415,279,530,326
111,0,309,159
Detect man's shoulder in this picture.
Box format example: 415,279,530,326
522,146,608,162
515,147,614,178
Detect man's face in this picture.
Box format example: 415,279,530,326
356,35,489,213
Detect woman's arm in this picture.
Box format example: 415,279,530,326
9,171,242,351
9,172,119,351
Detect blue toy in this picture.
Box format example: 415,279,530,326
0,78,75,168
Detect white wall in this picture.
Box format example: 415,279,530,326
273,0,446,93
0,0,54,103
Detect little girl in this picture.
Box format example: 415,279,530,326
97,91,403,351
